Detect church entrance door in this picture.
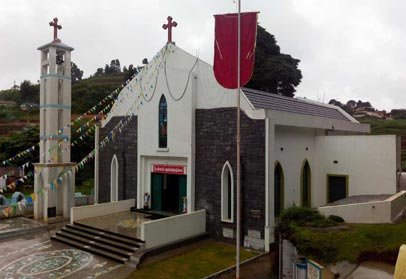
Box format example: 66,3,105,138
151,173,187,214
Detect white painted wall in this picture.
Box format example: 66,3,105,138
141,209,206,249
271,129,399,210
70,199,135,223
314,135,399,206
273,126,320,208
318,191,406,223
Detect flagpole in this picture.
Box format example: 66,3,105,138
236,0,241,278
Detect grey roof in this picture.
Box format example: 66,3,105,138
242,88,350,121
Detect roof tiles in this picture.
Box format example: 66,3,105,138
242,88,350,121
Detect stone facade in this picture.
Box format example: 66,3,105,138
98,116,138,203
195,108,266,242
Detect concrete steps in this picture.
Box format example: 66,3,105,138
51,222,145,264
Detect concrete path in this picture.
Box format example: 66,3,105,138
0,218,133,279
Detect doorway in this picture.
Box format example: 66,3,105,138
274,162,284,217
327,175,348,203
151,173,187,214
301,160,311,207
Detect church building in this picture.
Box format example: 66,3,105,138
97,41,400,250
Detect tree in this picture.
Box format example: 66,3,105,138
104,64,111,75
109,59,121,73
19,80,39,104
246,25,302,97
94,67,104,77
125,64,138,81
71,62,84,84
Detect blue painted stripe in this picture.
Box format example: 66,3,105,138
40,134,70,140
40,104,71,109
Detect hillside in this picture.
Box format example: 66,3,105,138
0,72,125,137
358,116,406,135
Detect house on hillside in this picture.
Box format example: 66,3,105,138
94,43,401,251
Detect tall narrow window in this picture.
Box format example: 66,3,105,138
159,95,168,148
111,155,118,202
301,160,311,207
221,161,234,222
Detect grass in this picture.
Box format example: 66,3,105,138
290,221,406,264
358,116,406,135
128,240,258,279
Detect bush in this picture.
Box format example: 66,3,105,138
310,218,337,228
275,206,342,238
328,215,345,223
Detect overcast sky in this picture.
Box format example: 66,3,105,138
1,0,405,110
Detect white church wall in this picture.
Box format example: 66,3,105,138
141,209,206,249
70,199,135,223
136,45,196,211
314,135,399,206
318,191,406,223
193,57,264,120
273,126,319,207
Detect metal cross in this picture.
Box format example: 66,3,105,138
162,16,177,43
49,17,62,41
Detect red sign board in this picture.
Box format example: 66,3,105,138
152,164,186,175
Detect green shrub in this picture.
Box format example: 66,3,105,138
328,215,345,223
280,205,324,224
310,218,337,228
275,206,341,237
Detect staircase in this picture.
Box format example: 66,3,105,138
51,222,145,264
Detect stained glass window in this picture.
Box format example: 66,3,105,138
159,95,167,148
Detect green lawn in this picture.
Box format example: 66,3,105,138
128,240,258,279
292,221,406,264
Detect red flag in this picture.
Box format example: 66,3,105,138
213,12,258,89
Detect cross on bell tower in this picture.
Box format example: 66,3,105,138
162,16,177,44
49,17,62,42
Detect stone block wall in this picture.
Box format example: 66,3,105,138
195,108,266,242
98,116,138,203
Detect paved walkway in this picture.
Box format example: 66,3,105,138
0,218,133,279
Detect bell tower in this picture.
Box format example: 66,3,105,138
34,18,76,221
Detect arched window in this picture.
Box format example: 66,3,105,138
221,161,234,222
111,155,118,202
274,162,284,217
301,160,311,207
158,95,168,148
